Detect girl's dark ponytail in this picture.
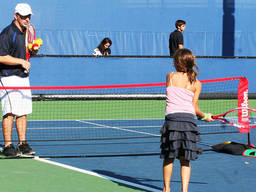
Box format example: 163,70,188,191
174,48,199,84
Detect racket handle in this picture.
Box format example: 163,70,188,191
212,115,221,119
197,148,203,154
24,57,30,74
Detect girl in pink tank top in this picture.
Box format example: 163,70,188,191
161,49,213,192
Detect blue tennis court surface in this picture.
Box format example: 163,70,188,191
4,119,163,157
8,118,249,156
51,142,256,192
50,128,256,192
1,119,255,191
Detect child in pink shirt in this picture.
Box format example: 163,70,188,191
160,48,213,192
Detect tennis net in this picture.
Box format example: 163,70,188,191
0,76,251,158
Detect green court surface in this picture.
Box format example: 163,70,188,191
0,158,146,192
30,100,165,120
28,99,238,120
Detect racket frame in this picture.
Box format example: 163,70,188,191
25,24,35,61
212,107,256,129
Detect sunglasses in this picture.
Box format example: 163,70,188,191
17,14,31,20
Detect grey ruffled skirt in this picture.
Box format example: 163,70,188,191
160,113,200,161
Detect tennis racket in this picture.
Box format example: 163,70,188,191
212,107,256,130
25,24,35,73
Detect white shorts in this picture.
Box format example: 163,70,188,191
0,76,32,117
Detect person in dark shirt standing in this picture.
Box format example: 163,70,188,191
169,20,186,57
0,3,40,157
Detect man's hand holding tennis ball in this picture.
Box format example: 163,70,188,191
29,38,43,55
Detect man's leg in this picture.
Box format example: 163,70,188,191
2,113,14,146
2,113,17,156
16,115,35,155
16,115,27,144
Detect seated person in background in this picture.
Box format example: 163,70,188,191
92,37,112,56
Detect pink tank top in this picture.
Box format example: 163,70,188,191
165,86,195,115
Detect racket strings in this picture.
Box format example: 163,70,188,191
26,25,35,45
220,109,256,128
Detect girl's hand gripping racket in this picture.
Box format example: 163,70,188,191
25,24,35,73
212,107,256,129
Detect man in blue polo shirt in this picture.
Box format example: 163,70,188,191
0,3,39,156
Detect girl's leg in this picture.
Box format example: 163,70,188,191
163,158,174,192
179,156,191,192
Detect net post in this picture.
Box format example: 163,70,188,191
237,77,250,133
247,133,251,147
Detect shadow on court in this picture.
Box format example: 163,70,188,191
93,169,162,191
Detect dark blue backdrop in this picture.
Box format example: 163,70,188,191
0,2,255,93
1,1,256,56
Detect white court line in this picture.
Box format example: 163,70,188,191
77,120,160,137
26,125,162,130
34,157,161,192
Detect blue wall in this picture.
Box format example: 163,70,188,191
29,57,256,92
0,2,255,93
1,1,256,56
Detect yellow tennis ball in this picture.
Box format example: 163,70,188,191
28,43,33,49
35,38,43,45
222,141,231,144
